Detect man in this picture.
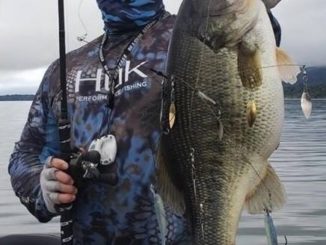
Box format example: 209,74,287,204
9,1,189,244
7,0,282,244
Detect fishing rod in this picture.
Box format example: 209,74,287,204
57,0,74,244
58,0,68,120
57,2,105,243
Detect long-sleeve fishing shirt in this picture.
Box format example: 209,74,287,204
8,13,190,245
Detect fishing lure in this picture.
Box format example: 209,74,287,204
150,185,167,245
264,210,278,245
300,66,312,119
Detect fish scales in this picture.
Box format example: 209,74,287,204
158,0,288,244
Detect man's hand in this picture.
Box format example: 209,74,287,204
40,157,78,213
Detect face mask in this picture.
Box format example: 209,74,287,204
96,0,165,35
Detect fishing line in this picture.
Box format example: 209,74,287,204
245,158,274,211
245,159,288,245
186,0,214,161
284,235,288,245
77,0,89,43
188,0,213,143
251,63,307,84
159,73,222,127
176,0,218,232
258,63,306,71
194,0,212,86
300,65,310,93
169,1,213,234
150,68,222,123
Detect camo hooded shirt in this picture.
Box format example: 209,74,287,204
8,8,190,245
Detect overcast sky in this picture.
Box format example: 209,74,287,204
0,0,325,95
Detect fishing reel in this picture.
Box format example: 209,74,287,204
60,150,101,187
60,135,118,186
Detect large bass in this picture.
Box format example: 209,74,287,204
158,0,298,244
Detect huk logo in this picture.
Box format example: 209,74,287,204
75,60,148,93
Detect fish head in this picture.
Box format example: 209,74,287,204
176,0,299,84
175,0,264,51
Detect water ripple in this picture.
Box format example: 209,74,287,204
0,101,325,243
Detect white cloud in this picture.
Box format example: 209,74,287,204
0,0,184,95
0,0,325,94
273,0,326,66
0,0,102,70
165,0,183,14
0,68,46,95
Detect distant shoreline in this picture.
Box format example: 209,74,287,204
0,95,34,101
0,95,325,102
1,66,324,101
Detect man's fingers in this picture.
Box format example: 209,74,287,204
50,158,69,170
45,181,77,194
43,168,73,185
58,183,77,195
58,193,76,204
55,170,74,185
45,156,69,170
48,193,76,204
43,168,57,181
41,158,76,213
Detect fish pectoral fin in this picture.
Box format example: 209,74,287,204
238,46,262,89
157,144,186,215
245,163,286,214
276,47,300,84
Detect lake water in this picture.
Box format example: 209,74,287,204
0,100,325,244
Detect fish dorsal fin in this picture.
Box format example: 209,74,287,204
245,163,286,214
238,47,263,89
276,47,300,84
157,144,185,215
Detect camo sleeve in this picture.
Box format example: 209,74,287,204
8,61,60,222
